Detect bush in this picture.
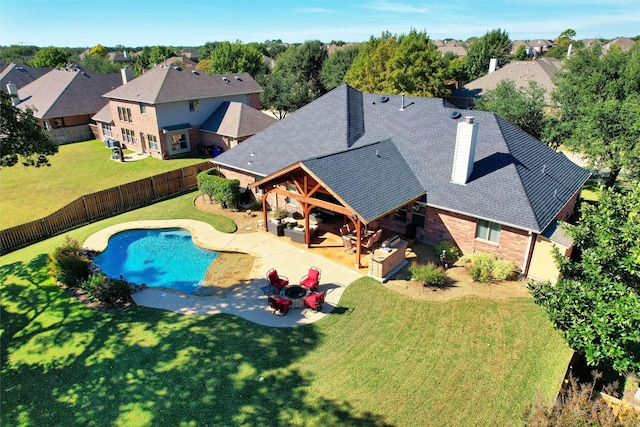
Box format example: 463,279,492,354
80,274,133,305
197,169,240,208
434,240,460,263
409,262,447,286
464,252,518,282
271,208,288,220
47,236,90,287
493,259,518,280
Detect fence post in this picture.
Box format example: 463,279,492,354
118,185,125,210
41,218,50,236
151,176,158,200
82,196,91,221
181,168,186,191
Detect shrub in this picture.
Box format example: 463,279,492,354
493,259,518,280
409,262,447,286
271,208,288,220
197,169,240,208
80,274,133,305
434,240,460,263
47,236,90,287
465,252,519,282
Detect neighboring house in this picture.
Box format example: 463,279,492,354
437,40,466,57
179,48,199,61
95,65,269,160
0,62,51,93
212,84,589,279
163,56,198,69
602,37,636,52
448,57,562,109
326,42,358,55
512,40,556,57
14,65,122,144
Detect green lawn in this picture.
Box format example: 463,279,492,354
0,194,572,426
0,140,209,229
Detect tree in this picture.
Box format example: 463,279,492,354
546,29,581,59
529,184,640,377
549,42,640,187
259,40,327,117
0,91,58,167
320,44,359,90
89,44,108,58
463,28,512,82
207,41,267,78
80,54,120,74
474,80,548,140
345,30,447,97
149,46,175,65
513,44,528,61
30,46,69,68
0,44,39,63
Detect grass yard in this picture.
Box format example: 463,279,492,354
0,140,208,229
0,193,572,426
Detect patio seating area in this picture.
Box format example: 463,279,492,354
264,266,324,316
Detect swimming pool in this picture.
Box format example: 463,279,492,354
93,228,219,294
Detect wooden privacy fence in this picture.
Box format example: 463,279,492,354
1,162,214,255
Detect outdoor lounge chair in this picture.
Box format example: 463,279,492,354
268,295,292,315
266,268,289,290
361,229,383,252
300,266,321,291
342,235,356,254
304,290,326,311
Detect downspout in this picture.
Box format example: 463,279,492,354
522,231,536,276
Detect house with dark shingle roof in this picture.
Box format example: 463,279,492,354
0,62,51,93
95,65,272,159
212,84,589,278
14,65,122,144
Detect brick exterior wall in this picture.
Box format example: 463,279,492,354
108,101,166,159
556,191,580,222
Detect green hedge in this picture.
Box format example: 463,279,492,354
197,169,240,208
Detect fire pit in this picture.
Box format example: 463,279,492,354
281,284,310,309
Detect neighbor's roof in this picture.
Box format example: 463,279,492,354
16,65,121,119
92,103,112,123
103,65,262,104
450,57,562,102
199,101,277,138
0,62,51,92
213,84,590,233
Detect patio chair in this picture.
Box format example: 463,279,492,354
268,295,292,315
342,235,356,254
304,290,326,311
361,229,383,252
266,268,289,290
300,266,321,291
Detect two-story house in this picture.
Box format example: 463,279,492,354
94,65,275,159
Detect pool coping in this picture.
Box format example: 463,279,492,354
83,220,364,327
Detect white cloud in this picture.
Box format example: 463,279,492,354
365,1,429,14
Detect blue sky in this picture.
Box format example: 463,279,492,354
1,0,638,47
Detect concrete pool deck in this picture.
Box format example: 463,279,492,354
83,220,364,327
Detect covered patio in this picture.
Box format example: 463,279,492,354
250,141,425,272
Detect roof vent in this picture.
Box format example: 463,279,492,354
234,76,242,81
191,70,199,75
380,96,389,103
450,111,461,119
222,76,230,83
173,66,182,71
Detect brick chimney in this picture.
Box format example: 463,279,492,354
451,116,479,185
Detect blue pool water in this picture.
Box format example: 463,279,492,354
93,228,219,294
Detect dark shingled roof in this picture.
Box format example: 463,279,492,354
103,66,262,104
0,62,51,92
302,140,424,222
214,84,590,233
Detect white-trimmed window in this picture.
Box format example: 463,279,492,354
148,134,158,150
476,219,501,243
118,106,132,123
121,128,136,144
102,123,112,137
139,103,147,114
170,132,189,151
189,99,199,112
285,183,298,206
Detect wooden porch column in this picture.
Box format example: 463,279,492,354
355,217,362,268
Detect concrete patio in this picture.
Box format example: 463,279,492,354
83,220,364,327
